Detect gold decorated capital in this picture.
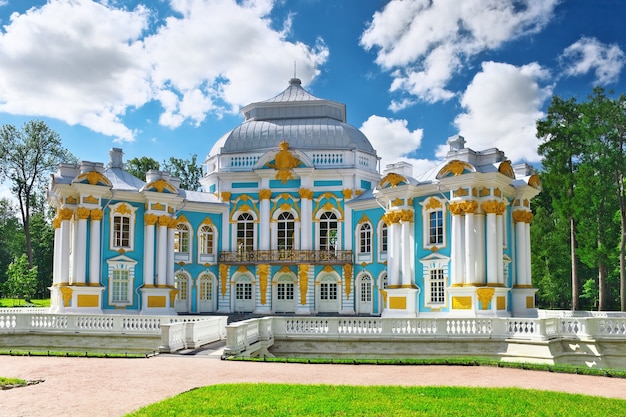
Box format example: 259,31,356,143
344,264,353,298
342,189,353,199
76,207,91,220
448,200,478,215
52,217,61,229
90,209,104,221
448,202,464,216
398,209,414,222
168,217,178,228
481,200,506,215
219,265,229,297
382,211,399,225
512,210,534,223
259,189,272,200
221,191,231,202
144,213,158,225
258,264,269,305
158,215,171,227
59,208,74,221
298,188,314,199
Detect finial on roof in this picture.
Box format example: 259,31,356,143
289,77,302,86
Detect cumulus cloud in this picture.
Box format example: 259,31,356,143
360,0,558,107
0,0,328,140
359,115,439,176
452,61,552,163
560,37,625,85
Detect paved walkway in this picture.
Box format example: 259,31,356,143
2,343,626,417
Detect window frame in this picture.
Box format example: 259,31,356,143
105,255,136,307
419,254,450,309
174,222,192,263
109,203,137,252
236,212,256,252
318,211,339,252
198,223,217,263
421,197,447,250
378,221,388,262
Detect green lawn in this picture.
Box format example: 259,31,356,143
0,377,27,388
126,383,626,417
0,298,50,307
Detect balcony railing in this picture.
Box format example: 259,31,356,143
219,250,353,265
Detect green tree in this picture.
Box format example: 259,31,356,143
537,96,585,310
0,198,25,291
4,254,37,303
162,154,202,191
0,120,73,268
30,211,54,298
125,156,160,181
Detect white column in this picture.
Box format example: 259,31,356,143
69,217,79,284
344,205,352,251
156,217,168,287
52,219,61,285
259,190,271,251
143,215,156,287
388,220,401,287
400,217,413,287
524,222,532,287
496,213,504,285
88,209,103,285
299,189,313,250
450,211,464,285
464,212,476,284
74,208,89,285
485,212,498,286
167,223,175,287
59,212,72,285
475,213,485,284
515,216,526,286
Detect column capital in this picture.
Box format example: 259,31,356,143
59,207,74,221
449,200,478,215
220,191,231,202
342,189,353,199
259,189,272,200
481,200,506,215
76,207,91,220
512,210,533,223
90,208,104,221
144,213,159,225
158,215,171,227
398,209,414,223
52,217,62,229
298,188,314,199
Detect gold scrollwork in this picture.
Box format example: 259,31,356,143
481,200,506,215
90,209,104,221
512,210,533,223
344,264,353,298
219,265,229,297
298,188,314,199
258,189,272,200
144,213,158,225
298,264,309,305
76,207,91,220
59,208,74,221
258,264,269,305
424,197,442,210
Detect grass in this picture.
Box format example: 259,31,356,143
228,356,626,378
0,376,27,389
0,298,50,307
0,350,153,358
126,383,626,417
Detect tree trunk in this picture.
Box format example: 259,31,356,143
570,216,579,311
621,214,626,311
598,262,607,311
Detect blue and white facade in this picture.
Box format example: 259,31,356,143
48,78,541,317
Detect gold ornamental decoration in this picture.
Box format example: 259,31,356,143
258,264,269,305
298,188,314,199
259,189,272,200
76,207,91,220
144,213,158,225
344,264,353,298
90,209,104,221
268,141,301,184
219,265,229,297
298,264,309,305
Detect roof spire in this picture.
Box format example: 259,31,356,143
294,61,297,78
289,61,301,86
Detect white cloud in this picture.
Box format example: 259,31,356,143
560,37,625,85
0,0,328,141
360,115,441,176
453,61,552,163
360,0,558,106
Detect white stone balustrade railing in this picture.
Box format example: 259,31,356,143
224,317,273,356
223,316,626,356
0,312,228,354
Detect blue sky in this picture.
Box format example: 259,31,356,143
0,0,625,198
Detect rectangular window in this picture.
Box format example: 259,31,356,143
236,283,252,300
277,283,294,300
429,211,444,245
321,283,337,300
429,269,445,304
111,269,129,303
113,216,131,248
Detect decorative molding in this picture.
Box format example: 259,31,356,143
259,189,272,200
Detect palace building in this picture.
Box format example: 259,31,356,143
48,78,541,317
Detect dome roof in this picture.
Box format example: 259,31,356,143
209,78,376,157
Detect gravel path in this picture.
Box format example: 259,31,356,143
2,345,626,417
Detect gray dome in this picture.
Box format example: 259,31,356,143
209,78,376,157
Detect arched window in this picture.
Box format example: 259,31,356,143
358,223,372,254
174,223,190,254
198,224,217,263
174,272,188,301
237,213,255,251
319,211,338,251
360,274,372,303
277,212,295,250
198,273,213,302
380,223,388,253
